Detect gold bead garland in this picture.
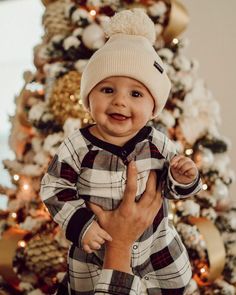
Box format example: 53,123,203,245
42,0,74,42
49,71,92,125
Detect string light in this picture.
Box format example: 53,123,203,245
90,9,96,16
69,94,76,102
202,184,208,190
23,183,29,191
11,212,17,219
185,148,193,156
37,88,44,95
18,240,26,248
13,174,20,181
193,262,210,286
200,266,206,274
172,38,179,44
168,213,174,220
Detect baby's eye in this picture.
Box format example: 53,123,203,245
131,90,143,97
101,87,113,94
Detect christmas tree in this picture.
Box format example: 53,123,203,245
0,0,235,294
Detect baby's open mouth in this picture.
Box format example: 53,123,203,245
109,113,130,120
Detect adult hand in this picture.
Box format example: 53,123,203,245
89,161,163,273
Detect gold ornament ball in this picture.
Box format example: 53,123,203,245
49,71,92,125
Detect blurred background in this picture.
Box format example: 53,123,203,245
0,0,235,209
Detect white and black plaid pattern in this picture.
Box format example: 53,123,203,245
40,125,201,295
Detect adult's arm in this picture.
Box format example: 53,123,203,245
90,161,163,294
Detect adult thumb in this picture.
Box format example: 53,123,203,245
89,202,104,217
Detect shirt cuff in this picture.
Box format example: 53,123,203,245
167,167,202,197
95,269,141,295
168,167,200,188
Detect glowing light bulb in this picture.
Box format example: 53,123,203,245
202,184,208,190
69,94,76,102
11,212,17,219
18,240,26,248
185,149,193,156
200,267,206,273
13,174,20,181
90,9,96,16
23,184,29,191
168,213,174,220
172,38,179,44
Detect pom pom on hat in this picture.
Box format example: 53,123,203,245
104,9,156,45
80,9,171,117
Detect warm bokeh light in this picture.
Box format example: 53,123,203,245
202,184,208,190
23,183,30,191
13,174,20,181
185,148,193,156
90,9,96,16
18,240,26,248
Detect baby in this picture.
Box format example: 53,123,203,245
41,9,201,295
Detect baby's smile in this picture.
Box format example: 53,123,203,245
109,113,131,121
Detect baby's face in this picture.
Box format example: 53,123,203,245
88,76,154,145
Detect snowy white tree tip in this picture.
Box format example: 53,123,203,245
104,9,156,45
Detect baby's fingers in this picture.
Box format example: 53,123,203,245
183,167,197,177
83,244,93,254
98,228,112,241
170,155,184,168
83,241,102,253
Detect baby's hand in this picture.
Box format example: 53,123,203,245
82,220,112,254
170,155,198,185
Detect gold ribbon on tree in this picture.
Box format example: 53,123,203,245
162,0,189,44
189,217,226,285
0,227,29,288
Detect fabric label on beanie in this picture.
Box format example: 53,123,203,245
153,61,164,74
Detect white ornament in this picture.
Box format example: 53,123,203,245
63,36,81,50
158,109,175,128
212,180,229,200
148,2,167,17
63,118,81,136
82,23,105,49
196,148,214,169
177,199,200,217
74,59,89,73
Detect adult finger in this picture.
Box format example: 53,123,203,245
147,188,163,223
122,161,138,206
89,202,104,217
138,170,157,207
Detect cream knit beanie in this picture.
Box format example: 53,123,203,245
80,9,171,117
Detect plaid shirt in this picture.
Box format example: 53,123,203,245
40,125,201,295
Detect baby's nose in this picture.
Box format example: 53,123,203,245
112,93,127,106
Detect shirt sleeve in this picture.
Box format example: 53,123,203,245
151,128,202,200
94,269,141,295
40,133,95,247
164,136,202,199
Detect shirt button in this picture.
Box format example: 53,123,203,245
121,150,127,157
144,276,149,280
133,244,138,250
